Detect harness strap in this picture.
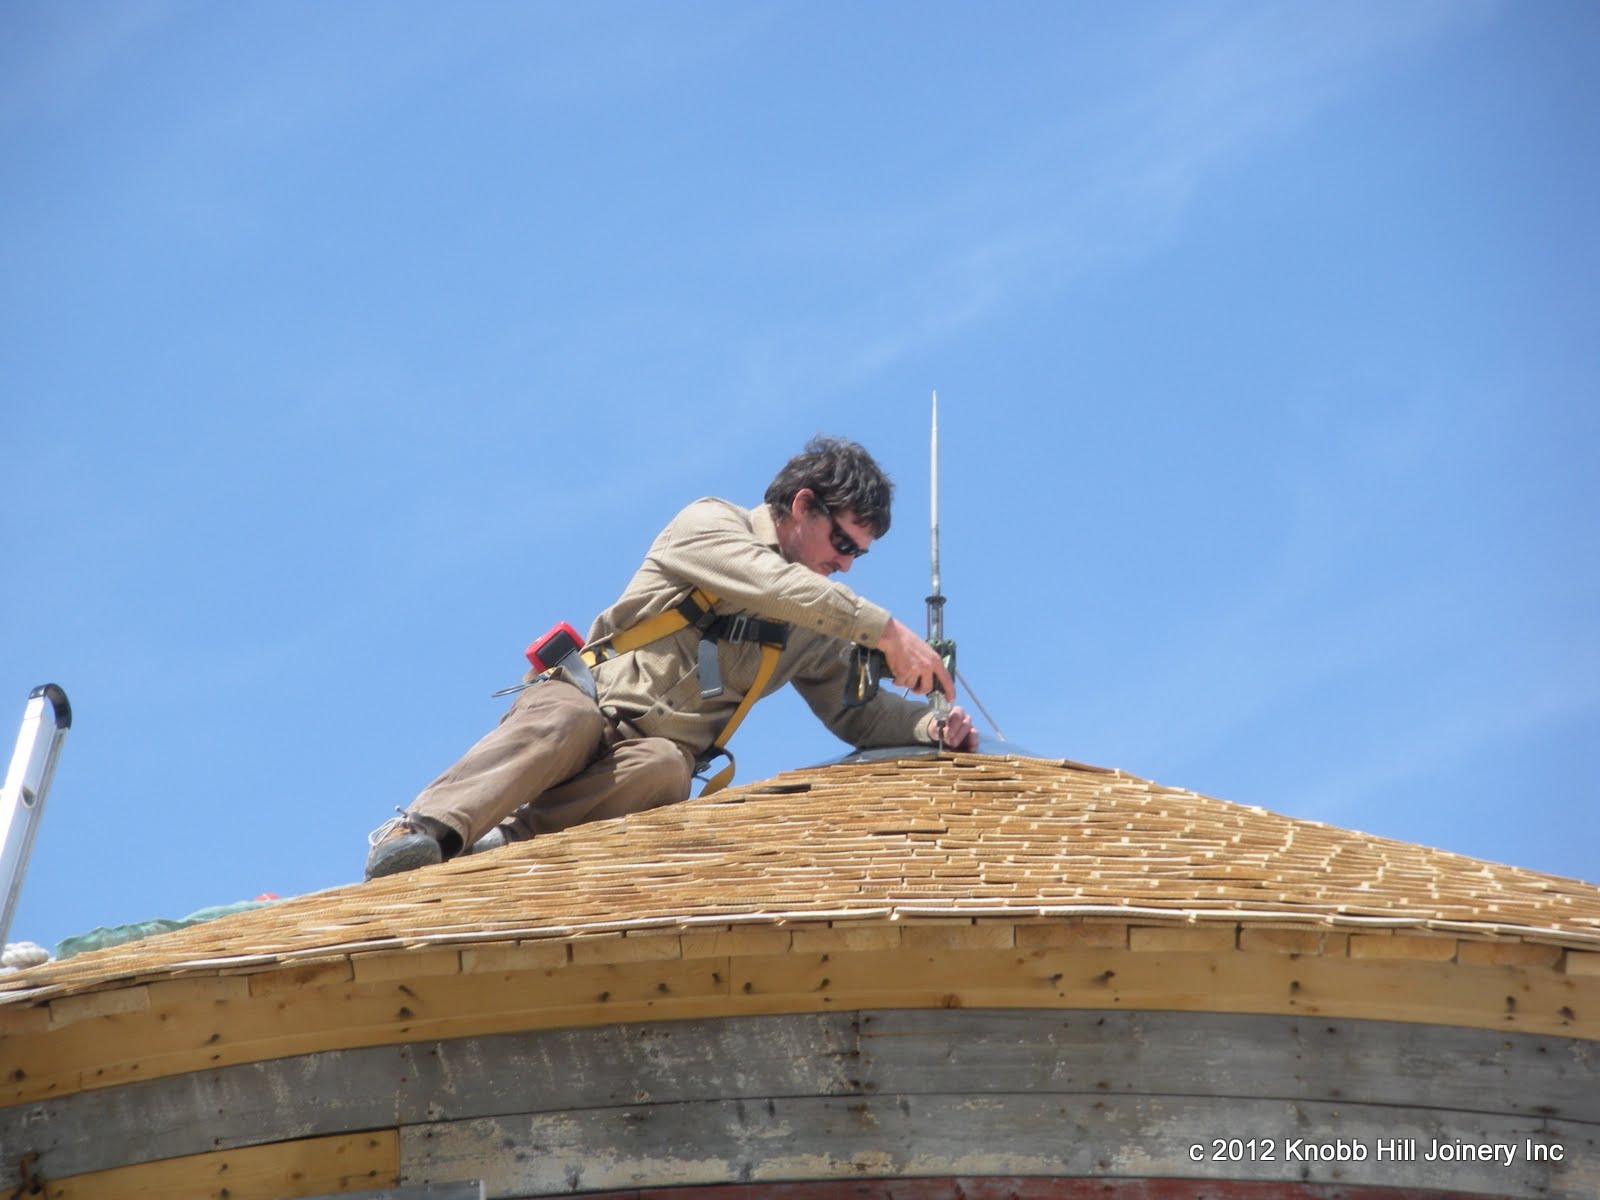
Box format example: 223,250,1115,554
695,640,784,796
696,613,790,699
703,613,791,646
575,586,789,795
584,588,720,665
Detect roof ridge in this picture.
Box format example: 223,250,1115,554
2,753,1595,1001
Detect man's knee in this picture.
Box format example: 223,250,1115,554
502,678,608,741
623,737,694,808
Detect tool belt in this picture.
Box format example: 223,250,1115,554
582,588,790,796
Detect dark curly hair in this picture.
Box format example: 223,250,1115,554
764,436,894,537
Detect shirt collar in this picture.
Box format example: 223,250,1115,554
750,503,781,549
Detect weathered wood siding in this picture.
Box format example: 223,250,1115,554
4,1010,1595,1199
410,1095,1586,1197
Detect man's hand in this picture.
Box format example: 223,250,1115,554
927,705,979,750
877,618,956,698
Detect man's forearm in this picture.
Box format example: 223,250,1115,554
650,500,890,643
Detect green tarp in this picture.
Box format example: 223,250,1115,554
55,899,280,959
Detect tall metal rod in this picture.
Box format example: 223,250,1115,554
927,391,944,647
922,393,1004,742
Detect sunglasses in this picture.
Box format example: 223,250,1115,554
815,500,869,559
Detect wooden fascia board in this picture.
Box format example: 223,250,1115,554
2,918,1596,1107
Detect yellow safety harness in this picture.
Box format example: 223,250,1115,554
579,588,790,795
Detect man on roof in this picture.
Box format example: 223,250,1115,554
365,435,977,879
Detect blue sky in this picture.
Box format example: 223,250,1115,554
3,1,1596,953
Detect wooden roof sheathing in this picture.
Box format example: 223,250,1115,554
3,753,1598,1004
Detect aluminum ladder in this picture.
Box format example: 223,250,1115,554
1,684,71,947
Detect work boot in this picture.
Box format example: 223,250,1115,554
364,810,446,880
465,826,512,856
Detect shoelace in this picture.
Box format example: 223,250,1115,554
367,806,416,847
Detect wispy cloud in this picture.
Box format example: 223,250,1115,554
741,1,1496,401
1282,659,1598,831
1045,368,1598,820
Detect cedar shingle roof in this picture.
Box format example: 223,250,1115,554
4,754,1598,1003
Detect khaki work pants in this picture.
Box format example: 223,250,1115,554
408,679,693,850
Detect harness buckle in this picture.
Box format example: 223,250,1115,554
697,638,724,699
694,745,737,796
694,745,728,777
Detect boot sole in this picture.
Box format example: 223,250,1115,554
364,835,443,880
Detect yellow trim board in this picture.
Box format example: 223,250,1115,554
38,1130,398,1200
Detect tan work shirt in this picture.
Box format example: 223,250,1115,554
586,498,936,762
